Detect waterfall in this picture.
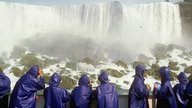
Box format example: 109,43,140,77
0,1,182,57
123,2,181,44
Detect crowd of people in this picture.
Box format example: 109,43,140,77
128,64,192,108
0,65,118,108
0,64,192,108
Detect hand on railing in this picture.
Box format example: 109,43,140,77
146,84,151,91
38,69,43,76
36,95,39,100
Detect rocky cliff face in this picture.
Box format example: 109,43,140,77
179,2,192,38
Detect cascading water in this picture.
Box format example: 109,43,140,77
123,2,182,44
0,1,186,93
121,2,182,56
0,1,182,59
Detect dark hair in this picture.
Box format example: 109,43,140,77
0,67,3,72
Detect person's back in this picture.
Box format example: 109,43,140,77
71,75,92,108
9,65,45,108
173,72,188,108
153,66,178,108
97,82,118,108
185,79,192,108
94,71,118,108
44,73,70,108
128,64,150,108
0,67,10,108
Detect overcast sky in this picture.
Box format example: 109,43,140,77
0,0,183,5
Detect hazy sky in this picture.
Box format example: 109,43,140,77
0,0,183,5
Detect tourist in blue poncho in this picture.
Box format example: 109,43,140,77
44,72,70,108
153,66,178,108
0,67,11,108
92,70,119,108
128,64,150,108
173,72,188,108
185,79,192,108
9,65,45,108
71,74,92,108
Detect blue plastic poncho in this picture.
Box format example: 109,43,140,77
185,79,192,108
71,75,92,108
0,72,11,98
44,73,70,108
128,64,150,108
9,65,45,108
94,71,119,108
0,71,11,108
186,80,192,97
173,72,188,108
153,66,178,108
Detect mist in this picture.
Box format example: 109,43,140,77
0,1,186,62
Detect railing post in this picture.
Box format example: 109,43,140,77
152,95,156,108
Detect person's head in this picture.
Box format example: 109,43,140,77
135,64,147,80
0,67,3,72
178,72,188,85
154,82,161,91
158,66,171,83
78,74,90,86
98,70,109,84
27,65,40,78
49,73,61,87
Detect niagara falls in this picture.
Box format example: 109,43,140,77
0,0,192,107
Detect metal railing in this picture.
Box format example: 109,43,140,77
36,94,157,108
3,94,157,108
